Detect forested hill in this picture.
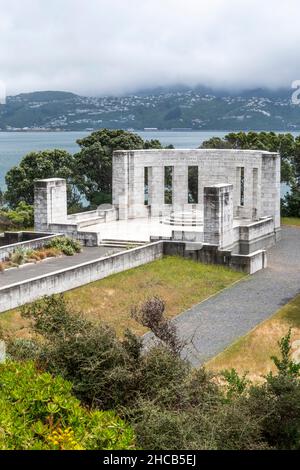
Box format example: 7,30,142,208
1,87,300,132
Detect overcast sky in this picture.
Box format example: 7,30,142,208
0,0,299,96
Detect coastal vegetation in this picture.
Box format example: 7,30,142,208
0,202,33,231
2,294,300,450
0,361,134,450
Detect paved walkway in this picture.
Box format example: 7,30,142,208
145,226,300,366
0,246,121,288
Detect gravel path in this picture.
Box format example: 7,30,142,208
145,226,300,366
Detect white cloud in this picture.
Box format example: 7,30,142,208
0,0,299,95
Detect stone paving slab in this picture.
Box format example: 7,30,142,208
145,227,300,366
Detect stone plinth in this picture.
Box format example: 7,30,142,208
34,178,67,231
203,184,234,248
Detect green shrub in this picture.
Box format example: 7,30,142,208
45,237,81,256
9,247,27,266
8,295,300,451
0,202,34,229
244,331,300,450
0,361,135,450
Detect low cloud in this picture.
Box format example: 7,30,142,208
0,0,299,96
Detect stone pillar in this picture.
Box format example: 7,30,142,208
34,178,67,231
261,153,281,229
150,166,164,217
112,151,129,220
173,165,188,212
203,184,234,248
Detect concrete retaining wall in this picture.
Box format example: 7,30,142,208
163,241,267,274
0,242,164,313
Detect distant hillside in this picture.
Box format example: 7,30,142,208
1,87,300,131
15,91,78,102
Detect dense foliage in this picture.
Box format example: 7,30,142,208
0,361,135,450
45,236,82,256
0,202,34,230
6,295,300,450
4,149,78,208
281,186,300,217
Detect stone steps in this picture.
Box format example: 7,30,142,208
100,239,146,249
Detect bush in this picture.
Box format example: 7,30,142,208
15,296,193,410
245,331,300,450
45,237,81,256
0,361,135,450
9,247,27,266
8,295,300,450
5,246,60,269
0,202,34,229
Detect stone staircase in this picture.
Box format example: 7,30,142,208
100,239,146,249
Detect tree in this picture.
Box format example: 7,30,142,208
5,149,78,208
0,201,34,228
281,186,300,217
74,129,165,207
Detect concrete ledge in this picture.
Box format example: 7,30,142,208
231,250,267,274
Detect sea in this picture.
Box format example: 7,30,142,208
0,130,294,194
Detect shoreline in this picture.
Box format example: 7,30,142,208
1,129,300,134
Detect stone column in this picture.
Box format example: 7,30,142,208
203,184,234,248
173,165,188,212
150,166,164,217
261,153,281,229
34,178,67,231
112,151,129,220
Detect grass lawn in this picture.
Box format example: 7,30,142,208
207,294,300,381
281,217,300,227
0,256,244,338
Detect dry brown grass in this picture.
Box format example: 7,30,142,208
0,256,244,339
207,294,300,381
